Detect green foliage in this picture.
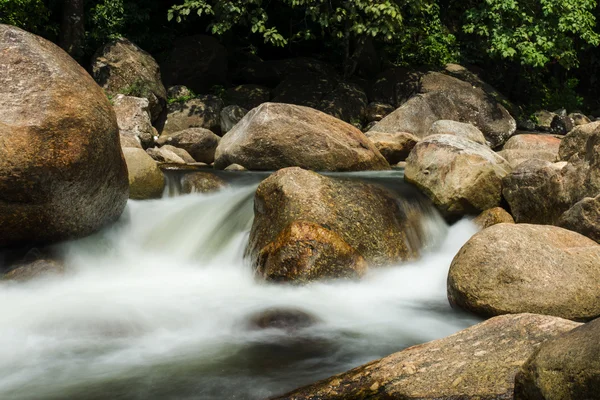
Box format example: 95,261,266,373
463,0,600,69
0,0,57,37
119,79,152,98
167,89,197,104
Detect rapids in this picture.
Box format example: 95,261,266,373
0,171,480,400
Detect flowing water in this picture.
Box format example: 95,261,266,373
0,171,480,400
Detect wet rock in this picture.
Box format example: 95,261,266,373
0,25,129,247
257,221,368,283
113,95,154,148
365,131,419,164
273,314,580,400
248,308,318,331
448,223,600,321
426,120,487,145
160,35,228,93
122,148,165,199
92,38,166,121
3,258,64,282
214,103,389,171
405,134,511,217
157,128,220,164
146,146,186,164
365,102,395,122
160,95,223,135
220,105,247,134
225,84,270,110
247,168,423,281
515,317,600,400
558,194,600,243
180,172,228,194
558,121,600,161
473,207,514,229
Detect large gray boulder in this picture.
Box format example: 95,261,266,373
91,38,166,122
515,317,600,399
448,223,600,321
0,25,129,247
274,314,580,400
247,167,425,282
404,134,511,217
369,72,517,147
214,103,390,171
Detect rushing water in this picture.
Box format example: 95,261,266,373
0,171,480,400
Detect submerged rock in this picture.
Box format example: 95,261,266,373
273,314,579,400
247,308,318,331
0,25,129,247
448,224,600,321
405,135,511,217
122,148,165,199
247,168,425,282
214,103,390,171
3,258,64,282
180,172,228,194
515,317,600,399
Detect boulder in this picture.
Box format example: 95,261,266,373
319,81,368,124
2,258,64,282
224,163,247,171
273,314,580,400
569,112,592,126
220,105,247,134
180,172,228,194
502,160,576,224
515,317,600,400
166,85,193,100
498,133,561,167
272,72,337,110
558,121,600,161
91,38,166,121
247,168,424,282
365,131,419,164
448,223,600,321
122,147,165,199
120,134,142,149
370,86,516,148
256,220,368,283
146,146,186,164
534,110,557,132
369,67,422,107
214,103,390,171
157,128,220,164
160,35,228,93
0,25,129,247
365,102,394,122
224,84,270,110
551,114,575,135
112,94,154,148
160,95,223,135
404,135,511,217
558,194,600,243
426,120,487,145
473,207,515,229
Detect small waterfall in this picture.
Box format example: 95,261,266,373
0,171,480,400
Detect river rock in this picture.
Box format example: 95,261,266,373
160,34,228,93
404,134,511,217
0,25,129,247
448,223,600,321
369,72,517,147
146,146,186,164
534,110,557,132
365,131,419,164
160,95,223,135
426,120,487,145
473,207,515,229
214,103,389,171
514,317,600,399
558,121,600,161
248,308,318,331
247,168,423,282
224,163,247,171
551,114,575,135
122,148,165,199
162,145,195,163
2,258,65,282
558,194,600,243
91,38,166,122
112,94,154,148
220,105,247,134
225,84,270,110
180,172,227,194
157,128,220,164
273,314,580,400
569,112,592,126
498,133,561,167
502,160,575,224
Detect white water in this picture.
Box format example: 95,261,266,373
0,174,480,400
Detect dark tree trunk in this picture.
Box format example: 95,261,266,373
59,0,85,62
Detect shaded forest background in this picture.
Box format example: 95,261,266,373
2,0,600,117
